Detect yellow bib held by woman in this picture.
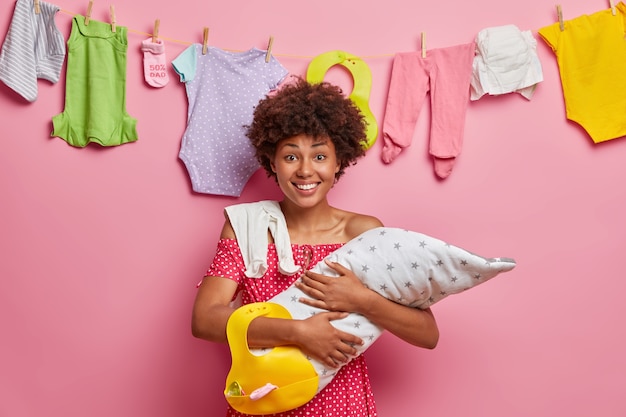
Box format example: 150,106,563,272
224,302,319,415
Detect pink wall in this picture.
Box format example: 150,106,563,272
2,0,625,416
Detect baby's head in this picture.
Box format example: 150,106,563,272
246,78,367,182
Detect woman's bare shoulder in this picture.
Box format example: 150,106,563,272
219,210,236,239
343,211,383,240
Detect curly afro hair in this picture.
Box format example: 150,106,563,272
246,77,367,181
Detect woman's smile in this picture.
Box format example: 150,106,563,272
294,182,320,191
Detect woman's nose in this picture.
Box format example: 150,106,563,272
296,159,313,176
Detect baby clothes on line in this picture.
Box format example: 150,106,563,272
141,38,169,88
538,3,626,143
471,24,543,101
382,42,475,179
172,45,288,197
52,16,138,147
0,0,65,102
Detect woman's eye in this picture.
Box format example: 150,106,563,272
315,154,326,161
285,155,297,161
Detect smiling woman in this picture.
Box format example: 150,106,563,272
3,1,625,417
270,133,341,207
191,78,440,417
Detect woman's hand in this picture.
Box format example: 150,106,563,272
296,260,373,315
297,260,440,349
294,311,363,369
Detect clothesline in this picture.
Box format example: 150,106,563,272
55,3,617,62
9,1,623,170
41,0,626,65
57,8,394,61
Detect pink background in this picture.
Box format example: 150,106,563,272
2,0,626,416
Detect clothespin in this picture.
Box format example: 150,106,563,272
609,0,616,15
152,19,160,43
85,0,94,25
421,32,426,58
556,5,564,31
110,5,116,33
34,0,40,14
265,36,274,63
202,27,209,55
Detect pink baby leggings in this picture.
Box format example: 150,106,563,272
382,42,475,178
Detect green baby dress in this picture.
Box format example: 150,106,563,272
52,15,137,147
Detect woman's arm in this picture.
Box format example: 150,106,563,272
191,219,363,368
192,275,363,368
191,218,240,343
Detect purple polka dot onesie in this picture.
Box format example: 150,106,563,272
172,45,288,196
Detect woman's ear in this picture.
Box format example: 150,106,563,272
270,159,277,173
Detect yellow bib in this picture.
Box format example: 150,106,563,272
306,50,378,150
224,302,319,415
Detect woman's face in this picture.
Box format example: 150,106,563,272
270,134,340,208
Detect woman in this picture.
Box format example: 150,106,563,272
191,78,439,416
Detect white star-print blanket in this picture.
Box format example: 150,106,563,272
254,226,516,393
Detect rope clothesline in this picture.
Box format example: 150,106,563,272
53,2,622,62
58,8,394,61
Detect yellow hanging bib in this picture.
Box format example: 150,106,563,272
224,302,319,415
306,50,378,150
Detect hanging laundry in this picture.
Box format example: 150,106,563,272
172,45,288,197
470,24,543,100
51,15,138,147
538,4,626,143
306,50,378,150
0,0,65,102
141,37,169,88
381,42,475,179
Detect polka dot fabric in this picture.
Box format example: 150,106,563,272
172,46,288,197
207,239,378,417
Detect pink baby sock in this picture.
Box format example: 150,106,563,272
141,38,169,88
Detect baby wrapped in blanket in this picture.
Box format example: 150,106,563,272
226,201,516,394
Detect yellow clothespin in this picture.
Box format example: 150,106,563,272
110,5,116,33
557,5,564,31
152,19,160,43
202,27,209,55
421,32,426,58
265,36,274,63
85,0,94,25
609,0,616,15
34,0,40,14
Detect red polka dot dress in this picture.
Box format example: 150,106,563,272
206,238,378,417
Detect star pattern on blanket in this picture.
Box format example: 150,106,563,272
330,228,516,310
261,226,516,395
